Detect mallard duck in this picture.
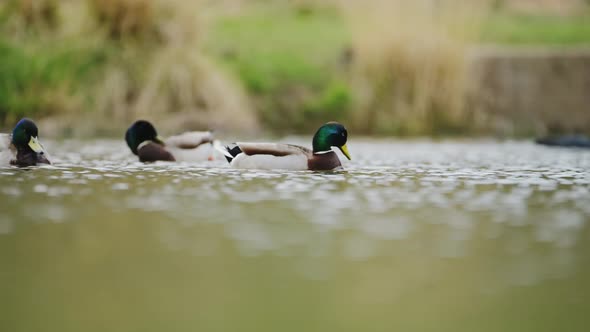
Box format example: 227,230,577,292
535,134,590,148
0,118,51,167
125,120,216,162
219,122,351,170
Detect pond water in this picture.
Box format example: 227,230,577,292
1,139,589,332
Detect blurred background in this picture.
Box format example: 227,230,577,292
1,0,589,137
2,2,590,332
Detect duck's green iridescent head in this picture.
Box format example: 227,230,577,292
125,120,165,155
312,122,351,160
11,118,45,153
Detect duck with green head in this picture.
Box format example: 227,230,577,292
125,120,216,162
219,122,351,170
0,118,51,167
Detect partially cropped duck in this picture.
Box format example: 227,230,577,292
219,122,351,170
535,134,590,148
125,120,216,162
0,118,50,167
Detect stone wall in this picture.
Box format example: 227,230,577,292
467,47,590,135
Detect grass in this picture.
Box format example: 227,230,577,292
481,12,590,45
205,4,352,133
210,7,348,90
0,38,108,123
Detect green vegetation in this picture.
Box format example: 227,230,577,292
206,5,352,132
1,0,590,135
481,13,590,45
0,39,107,123
0,0,257,136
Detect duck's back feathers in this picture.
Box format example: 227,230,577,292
235,142,312,157
231,149,309,170
164,131,216,162
165,131,213,149
222,142,316,170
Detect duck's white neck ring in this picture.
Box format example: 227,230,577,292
137,141,152,150
313,149,333,155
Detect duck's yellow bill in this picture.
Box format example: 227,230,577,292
28,136,45,153
154,135,166,145
339,144,351,160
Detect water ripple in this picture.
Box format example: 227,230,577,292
1,139,589,285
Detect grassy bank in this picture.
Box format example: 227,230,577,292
205,3,351,133
481,13,590,45
1,0,590,136
0,38,106,123
0,0,257,136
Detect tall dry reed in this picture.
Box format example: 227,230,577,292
338,0,491,135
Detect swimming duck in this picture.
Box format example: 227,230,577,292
125,120,216,162
219,122,351,170
0,118,51,167
535,134,590,148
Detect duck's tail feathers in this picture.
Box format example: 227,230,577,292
213,140,236,163
217,142,244,163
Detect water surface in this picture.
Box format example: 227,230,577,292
1,139,589,332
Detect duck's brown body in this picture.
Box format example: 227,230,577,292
10,148,50,167
307,151,342,170
137,142,175,162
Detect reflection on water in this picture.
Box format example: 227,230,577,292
1,139,589,332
